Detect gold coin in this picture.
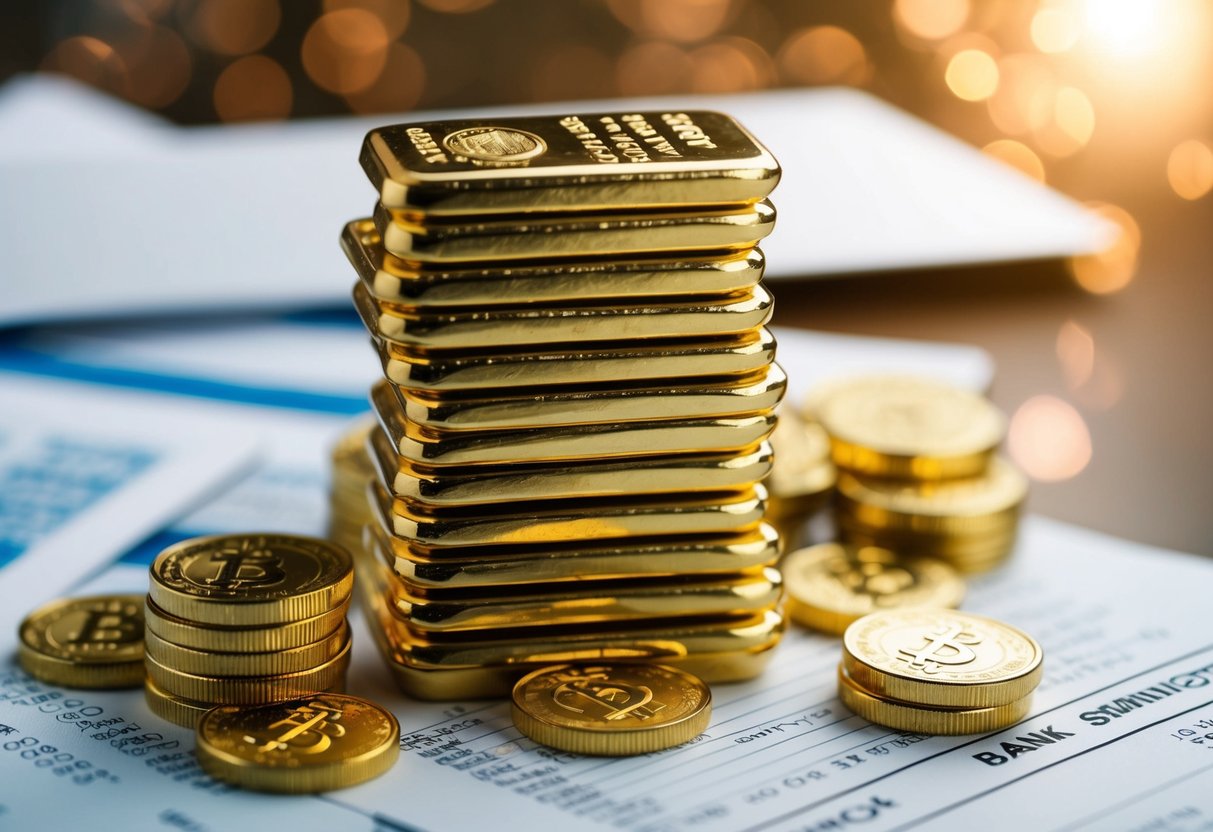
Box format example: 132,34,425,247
835,459,1027,536
767,409,836,521
783,544,964,635
511,664,711,756
18,595,145,689
195,693,399,793
842,608,1043,708
145,633,351,704
144,676,214,728
837,664,1031,735
143,598,347,653
149,534,353,626
815,376,1005,479
144,622,348,676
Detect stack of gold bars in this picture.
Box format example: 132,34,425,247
337,110,787,699
143,534,353,727
813,376,1028,573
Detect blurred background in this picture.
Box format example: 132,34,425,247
1,0,1211,554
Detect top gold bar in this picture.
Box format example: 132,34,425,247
361,111,780,215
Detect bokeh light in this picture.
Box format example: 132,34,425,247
213,54,292,121
1056,320,1095,389
1167,139,1213,200
1082,0,1161,57
777,26,870,87
40,36,130,97
1068,203,1141,294
185,0,281,56
415,0,494,12
301,9,390,95
530,44,614,102
894,0,969,41
688,37,774,94
616,41,692,96
945,49,999,101
324,0,411,38
344,42,426,114
1008,395,1093,482
986,54,1054,135
1030,8,1081,53
607,0,734,43
1034,86,1095,157
114,24,193,107
983,139,1046,182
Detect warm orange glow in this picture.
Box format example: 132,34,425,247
945,49,999,101
1083,0,1161,57
982,139,1046,182
640,0,734,43
688,37,774,94
615,41,692,96
1031,8,1080,53
185,0,281,56
325,0,411,38
117,0,173,24
529,44,613,102
1068,203,1140,295
40,36,129,96
894,0,969,40
345,43,426,114
301,9,390,95
1008,395,1092,482
416,0,494,12
1056,320,1095,389
1033,86,1095,157
987,54,1054,135
777,26,869,86
115,25,193,107
213,55,292,121
1167,139,1213,200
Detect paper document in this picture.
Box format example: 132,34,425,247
2,518,1210,830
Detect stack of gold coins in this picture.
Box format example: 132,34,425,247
339,111,786,699
327,418,379,559
813,376,1027,573
765,407,836,550
839,609,1043,735
142,534,353,727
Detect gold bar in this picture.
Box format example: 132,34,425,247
365,523,781,589
369,429,772,506
393,365,785,431
376,327,777,391
372,201,774,263
352,281,772,349
373,381,776,466
370,480,767,548
342,220,766,307
361,110,779,216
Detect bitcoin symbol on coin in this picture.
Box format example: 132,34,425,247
550,667,666,722
247,698,347,755
203,545,287,589
65,605,142,648
897,622,982,673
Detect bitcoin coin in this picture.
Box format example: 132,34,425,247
195,693,399,793
18,595,145,689
145,633,351,704
843,609,1043,708
511,664,711,755
783,544,964,635
815,376,1005,479
837,664,1032,735
144,676,213,728
149,534,353,626
836,460,1027,536
144,623,348,676
143,598,346,653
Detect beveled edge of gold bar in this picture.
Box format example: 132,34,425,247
361,110,779,214
342,218,767,306
372,200,776,264
394,364,786,432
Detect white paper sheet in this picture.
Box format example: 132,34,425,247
0,375,258,637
